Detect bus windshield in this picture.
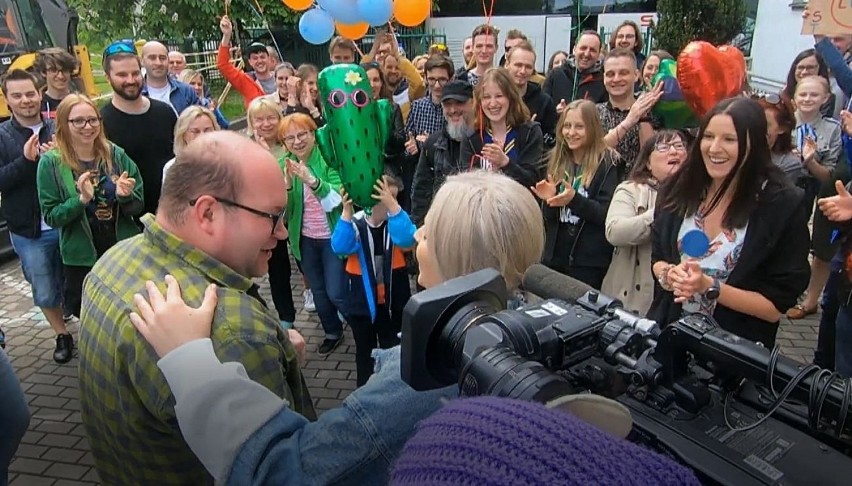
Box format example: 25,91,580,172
0,0,53,54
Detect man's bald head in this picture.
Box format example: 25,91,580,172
159,131,283,226
141,42,169,81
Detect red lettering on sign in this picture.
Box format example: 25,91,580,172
640,14,654,27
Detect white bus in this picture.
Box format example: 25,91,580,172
427,0,813,92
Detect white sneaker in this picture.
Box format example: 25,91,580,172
304,289,316,313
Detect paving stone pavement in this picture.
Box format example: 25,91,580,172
1,258,822,485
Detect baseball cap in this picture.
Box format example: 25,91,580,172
245,42,268,56
441,80,473,102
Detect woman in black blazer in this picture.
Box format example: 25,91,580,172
648,97,811,347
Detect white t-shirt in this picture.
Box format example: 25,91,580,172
146,84,176,114
28,123,52,231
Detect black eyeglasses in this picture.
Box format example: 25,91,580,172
190,196,285,235
69,117,101,129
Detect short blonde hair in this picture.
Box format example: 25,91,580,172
173,106,219,157
424,171,544,290
246,97,282,138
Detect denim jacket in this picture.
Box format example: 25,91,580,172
142,77,201,114
157,340,457,486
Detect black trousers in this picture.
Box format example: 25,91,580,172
815,268,840,370
348,305,401,386
268,239,296,323
64,265,93,318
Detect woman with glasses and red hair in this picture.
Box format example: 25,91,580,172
37,94,144,318
278,112,347,356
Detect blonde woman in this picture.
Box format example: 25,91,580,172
532,99,620,289
460,68,544,189
161,106,219,184
37,94,144,317
417,171,544,307
601,130,687,315
177,69,229,128
247,97,286,158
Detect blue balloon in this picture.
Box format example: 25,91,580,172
317,0,364,25
681,229,710,258
356,0,393,26
299,8,335,45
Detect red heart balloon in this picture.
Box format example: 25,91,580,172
677,42,747,117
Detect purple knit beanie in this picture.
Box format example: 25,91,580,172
390,396,701,486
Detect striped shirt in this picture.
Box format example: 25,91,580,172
78,214,315,485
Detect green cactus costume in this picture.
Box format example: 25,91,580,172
316,64,393,209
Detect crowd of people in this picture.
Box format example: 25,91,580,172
0,12,852,486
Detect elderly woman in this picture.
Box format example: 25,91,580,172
247,97,286,158
124,170,545,485
161,106,219,184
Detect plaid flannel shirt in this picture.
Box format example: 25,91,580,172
405,94,446,144
78,213,315,486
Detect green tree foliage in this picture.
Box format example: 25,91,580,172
68,0,300,43
654,0,747,55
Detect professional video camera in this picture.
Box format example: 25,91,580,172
401,265,852,486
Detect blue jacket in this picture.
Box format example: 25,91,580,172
142,77,201,114
331,209,416,321
816,37,852,97
0,117,55,238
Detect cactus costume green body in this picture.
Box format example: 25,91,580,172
315,64,393,209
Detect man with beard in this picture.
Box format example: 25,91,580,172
140,41,201,115
505,40,557,147
100,42,177,217
0,69,72,363
543,30,607,110
410,80,474,226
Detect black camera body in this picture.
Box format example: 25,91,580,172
401,269,852,485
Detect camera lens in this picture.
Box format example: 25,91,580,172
460,346,574,402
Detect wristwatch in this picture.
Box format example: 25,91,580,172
704,278,721,300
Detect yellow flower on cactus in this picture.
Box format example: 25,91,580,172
344,70,362,86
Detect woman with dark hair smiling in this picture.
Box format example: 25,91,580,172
781,49,835,119
649,97,810,347
602,130,687,315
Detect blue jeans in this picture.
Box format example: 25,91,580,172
0,349,30,486
835,306,852,378
10,229,63,309
300,236,345,339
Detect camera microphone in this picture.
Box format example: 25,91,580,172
522,264,593,303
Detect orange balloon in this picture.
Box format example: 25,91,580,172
336,21,369,41
282,0,313,11
393,0,431,27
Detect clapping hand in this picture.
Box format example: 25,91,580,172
481,140,509,169
76,171,95,204
23,134,39,161
287,158,317,186
840,110,851,137
404,132,419,156
819,180,852,222
115,171,136,197
531,177,559,201
671,261,713,304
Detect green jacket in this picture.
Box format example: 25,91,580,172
37,144,144,266
279,147,342,261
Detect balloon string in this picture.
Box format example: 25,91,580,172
478,0,496,142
